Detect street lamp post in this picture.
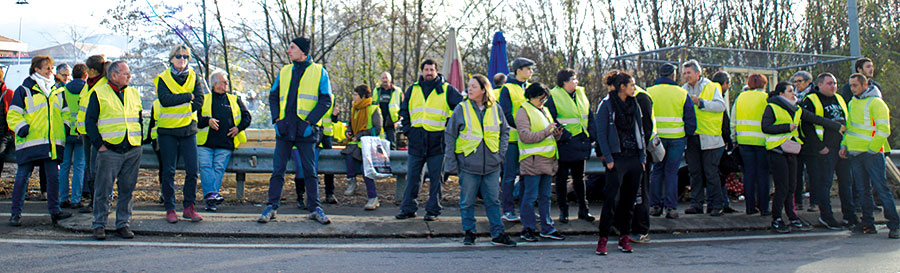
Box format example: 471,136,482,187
16,0,29,65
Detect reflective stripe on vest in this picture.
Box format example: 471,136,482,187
409,82,451,131
764,103,803,150
455,100,501,156
549,86,590,137
154,68,197,128
804,93,848,141
150,100,160,140
318,94,335,136
518,102,558,161
77,77,106,134
95,83,143,146
503,82,528,142
694,81,724,136
10,84,67,159
63,84,85,135
374,86,402,123
197,93,248,148
646,84,688,138
278,63,323,120
734,90,768,146
845,96,891,152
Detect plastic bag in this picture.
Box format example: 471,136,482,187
361,136,392,179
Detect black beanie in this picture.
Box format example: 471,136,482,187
292,37,311,55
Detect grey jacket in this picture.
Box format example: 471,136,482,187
444,100,510,175
683,77,727,150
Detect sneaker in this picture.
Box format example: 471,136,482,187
309,207,331,224
790,219,812,231
214,193,225,203
51,211,72,225
166,210,178,223
183,204,203,222
595,237,608,255
852,224,877,234
760,210,772,216
364,197,380,210
519,229,538,242
257,205,277,223
205,204,217,212
395,212,416,220
684,207,704,214
92,227,106,240
9,213,21,227
629,234,650,243
324,194,339,204
889,229,899,239
60,201,72,209
297,199,307,210
665,208,679,219
818,216,843,230
709,208,723,217
502,212,520,222
539,231,566,240
722,207,740,214
650,206,663,217
423,214,438,221
204,193,217,205
807,205,818,212
772,218,790,233
463,231,476,245
618,235,633,253
491,234,517,247
71,202,85,209
116,226,135,239
578,212,596,222
79,205,93,214
344,178,358,195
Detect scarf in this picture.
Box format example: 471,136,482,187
610,92,637,131
31,73,54,96
170,63,191,77
351,97,373,135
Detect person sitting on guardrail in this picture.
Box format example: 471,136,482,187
515,82,565,242
196,71,251,212
7,55,71,227
259,37,334,225
444,74,515,247
341,84,382,210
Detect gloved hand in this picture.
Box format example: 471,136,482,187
17,125,29,138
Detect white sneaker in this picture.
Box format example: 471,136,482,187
364,197,380,210
344,177,358,195
501,212,520,222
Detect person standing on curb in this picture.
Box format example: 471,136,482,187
497,57,535,223
58,63,89,210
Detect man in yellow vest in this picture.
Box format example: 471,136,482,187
680,60,728,216
293,103,338,208
84,61,143,240
496,57,535,222
395,59,463,221
196,71,251,212
374,72,403,149
799,73,853,230
647,64,696,219
259,37,334,225
839,74,899,239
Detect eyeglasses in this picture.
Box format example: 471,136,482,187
173,54,190,60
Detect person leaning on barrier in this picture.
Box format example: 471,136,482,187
58,63,89,210
444,74,515,247
7,55,71,227
76,55,111,214
84,61,143,240
196,71,251,212
395,58,463,221
342,84,383,210
840,73,899,239
762,81,840,234
259,37,334,225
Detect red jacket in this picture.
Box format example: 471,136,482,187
1,81,15,133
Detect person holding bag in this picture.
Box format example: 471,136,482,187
342,84,382,210
762,81,842,233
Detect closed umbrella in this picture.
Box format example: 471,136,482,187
441,28,465,93
488,31,509,89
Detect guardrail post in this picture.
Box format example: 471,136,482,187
395,174,407,200
236,172,246,199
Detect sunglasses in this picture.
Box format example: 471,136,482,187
173,54,190,60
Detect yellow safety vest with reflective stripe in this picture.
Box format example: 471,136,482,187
332,121,347,143
646,84,687,139
518,102,558,161
61,83,85,135
150,100,160,140
549,86,590,137
804,93,848,141
348,105,381,146
154,68,198,128
319,98,335,136
77,77,106,134
502,82,528,142
734,89,768,146
374,86,402,123
408,82,451,132
197,93,247,148
694,82,724,136
764,104,803,150
844,96,891,152
94,83,142,146
278,63,324,120
633,87,655,134
455,99,501,156
7,84,66,159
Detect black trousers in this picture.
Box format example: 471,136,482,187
555,160,589,218
598,155,643,237
768,151,799,221
631,159,652,235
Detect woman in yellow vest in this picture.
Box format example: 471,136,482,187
7,55,70,226
762,81,841,233
342,85,382,210
594,71,645,255
444,74,515,247
76,55,111,214
515,82,565,242
155,44,206,223
731,74,772,215
196,71,251,212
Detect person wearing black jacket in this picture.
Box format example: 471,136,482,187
839,58,883,105
800,73,853,229
762,81,841,233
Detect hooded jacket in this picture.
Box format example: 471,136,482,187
761,95,840,153
443,101,509,175
398,74,463,157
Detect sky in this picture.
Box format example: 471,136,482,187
0,0,124,50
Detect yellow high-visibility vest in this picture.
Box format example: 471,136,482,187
278,63,324,121
455,99,501,156
196,93,247,148
154,68,198,129
734,89,768,146
844,96,891,152
764,103,803,150
549,86,590,137
502,82,528,142
694,82,723,136
518,102,558,161
408,82,451,132
804,93,848,140
646,84,688,139
77,77,106,134
7,84,66,159
94,83,143,146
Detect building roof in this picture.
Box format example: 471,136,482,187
28,42,125,60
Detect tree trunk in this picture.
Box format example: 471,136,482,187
214,0,233,92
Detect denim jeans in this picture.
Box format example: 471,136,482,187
158,134,200,210
650,137,686,209
269,137,320,211
459,170,504,238
851,152,900,230
520,174,555,234
739,145,770,212
92,147,140,229
835,158,857,224
807,148,849,221
10,159,60,215
400,153,443,216
198,146,233,198
345,153,377,198
295,136,335,196
501,142,520,214
59,141,85,204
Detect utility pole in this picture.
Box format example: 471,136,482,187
848,0,861,57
